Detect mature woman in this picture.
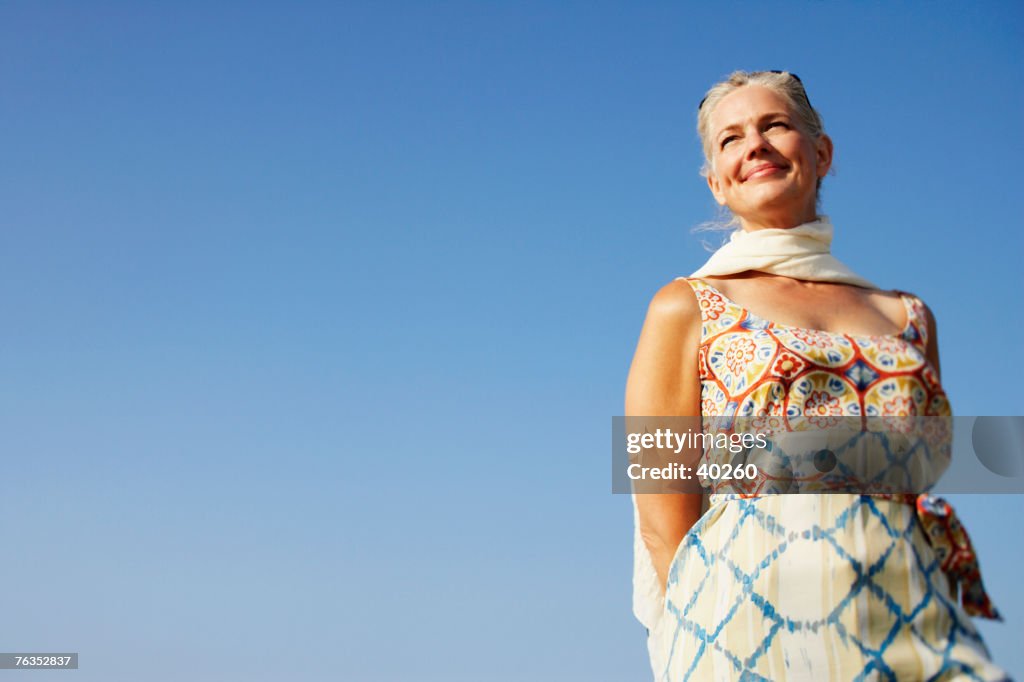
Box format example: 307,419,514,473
627,71,1008,680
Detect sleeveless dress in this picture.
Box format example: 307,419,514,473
632,277,1009,681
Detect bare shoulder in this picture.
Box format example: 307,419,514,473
627,279,703,416
645,278,701,322
864,287,912,327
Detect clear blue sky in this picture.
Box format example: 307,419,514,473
1,2,1021,680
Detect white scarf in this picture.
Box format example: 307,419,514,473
689,216,878,290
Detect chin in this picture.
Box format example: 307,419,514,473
740,189,811,219
740,197,796,218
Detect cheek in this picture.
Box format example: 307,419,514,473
797,142,819,170
712,153,738,182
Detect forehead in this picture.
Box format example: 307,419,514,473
709,85,794,132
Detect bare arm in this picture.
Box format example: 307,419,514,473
626,280,705,595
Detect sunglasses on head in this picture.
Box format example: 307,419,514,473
698,71,812,112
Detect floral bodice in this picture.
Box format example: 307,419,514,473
682,277,951,421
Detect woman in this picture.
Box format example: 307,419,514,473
627,71,1008,681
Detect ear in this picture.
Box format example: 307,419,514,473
706,172,727,206
815,134,834,178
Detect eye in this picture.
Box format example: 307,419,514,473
765,121,789,132
720,135,739,150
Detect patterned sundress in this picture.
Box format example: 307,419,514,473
632,277,1009,681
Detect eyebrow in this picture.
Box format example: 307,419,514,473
714,111,792,140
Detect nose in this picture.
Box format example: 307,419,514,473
743,128,771,158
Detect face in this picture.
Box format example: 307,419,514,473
705,84,832,230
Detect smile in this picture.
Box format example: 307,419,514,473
743,164,785,181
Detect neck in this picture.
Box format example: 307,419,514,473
737,205,819,232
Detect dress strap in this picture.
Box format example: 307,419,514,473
892,290,930,353
675,276,745,347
